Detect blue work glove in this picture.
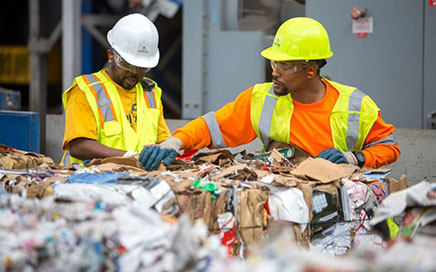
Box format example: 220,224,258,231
316,148,348,164
139,145,178,171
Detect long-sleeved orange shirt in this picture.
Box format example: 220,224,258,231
174,80,400,168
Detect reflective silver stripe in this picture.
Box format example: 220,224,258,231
203,111,227,148
84,74,115,122
85,74,98,84
363,133,398,149
145,90,156,108
346,88,365,151
258,86,277,150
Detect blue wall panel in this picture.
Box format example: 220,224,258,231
0,111,40,153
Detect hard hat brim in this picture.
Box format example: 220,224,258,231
122,49,160,69
261,47,333,61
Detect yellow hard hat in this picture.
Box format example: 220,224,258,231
261,17,333,61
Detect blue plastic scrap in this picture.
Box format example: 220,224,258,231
67,172,129,184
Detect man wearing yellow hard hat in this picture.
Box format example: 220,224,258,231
140,17,400,170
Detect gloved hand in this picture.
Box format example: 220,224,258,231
139,145,178,171
138,137,183,171
316,148,358,165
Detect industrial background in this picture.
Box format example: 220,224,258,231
0,0,435,184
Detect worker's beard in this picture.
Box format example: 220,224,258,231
122,76,140,90
272,77,291,96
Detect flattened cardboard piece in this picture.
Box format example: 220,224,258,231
193,150,234,165
23,152,55,167
26,176,64,199
0,157,14,168
292,158,347,183
91,162,147,174
314,180,341,195
268,141,311,165
207,187,231,232
166,159,196,171
293,224,310,249
88,156,143,169
269,149,293,167
174,189,212,223
253,169,269,180
297,183,314,222
167,179,194,193
387,174,408,194
210,164,246,181
339,164,360,178
143,164,169,177
271,175,299,187
238,189,268,245
209,164,264,181
173,169,199,179
0,149,56,170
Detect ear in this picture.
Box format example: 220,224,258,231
306,68,316,79
107,49,114,60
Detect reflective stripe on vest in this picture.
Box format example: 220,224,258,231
346,88,366,151
83,74,117,127
257,85,278,150
144,89,157,109
203,111,227,148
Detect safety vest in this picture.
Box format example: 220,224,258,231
62,70,162,164
203,79,397,152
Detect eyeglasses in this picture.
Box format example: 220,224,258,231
270,60,306,73
113,50,150,73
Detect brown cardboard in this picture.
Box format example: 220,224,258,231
193,150,235,165
237,189,268,245
297,183,314,222
267,141,311,165
387,174,408,193
271,175,299,187
88,156,143,169
339,164,360,178
292,158,348,183
91,162,147,175
210,164,258,181
314,180,341,194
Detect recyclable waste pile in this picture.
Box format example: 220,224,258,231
1,143,435,271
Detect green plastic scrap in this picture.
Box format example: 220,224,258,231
192,178,219,202
252,148,295,161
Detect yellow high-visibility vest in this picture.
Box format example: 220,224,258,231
250,79,379,151
62,70,162,164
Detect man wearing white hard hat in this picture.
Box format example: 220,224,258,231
62,13,175,167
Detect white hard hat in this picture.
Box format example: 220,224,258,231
107,13,159,68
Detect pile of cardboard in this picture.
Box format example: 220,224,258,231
0,144,410,259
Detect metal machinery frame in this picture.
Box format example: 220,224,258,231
181,0,305,119
28,0,120,153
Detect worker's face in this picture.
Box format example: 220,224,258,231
271,60,308,96
107,50,150,90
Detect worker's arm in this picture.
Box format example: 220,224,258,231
360,112,401,168
69,137,126,160
173,87,258,150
